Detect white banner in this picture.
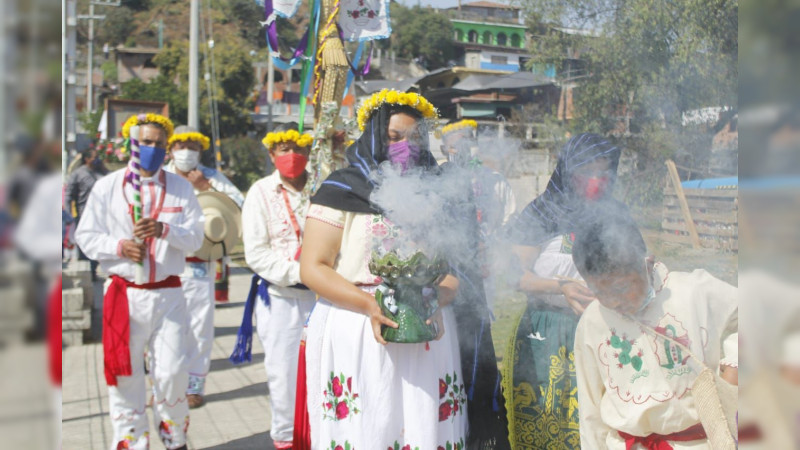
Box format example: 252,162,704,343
338,0,391,42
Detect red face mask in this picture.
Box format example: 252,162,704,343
581,176,610,200
274,153,308,179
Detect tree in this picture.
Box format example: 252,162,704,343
389,4,455,70
96,6,138,46
520,0,736,169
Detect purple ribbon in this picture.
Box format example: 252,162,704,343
264,0,311,68
337,24,373,76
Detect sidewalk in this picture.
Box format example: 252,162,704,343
62,267,278,449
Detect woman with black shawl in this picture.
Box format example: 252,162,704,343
501,133,628,449
299,90,468,449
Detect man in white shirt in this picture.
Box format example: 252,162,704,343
239,123,316,450
75,114,204,450
164,125,244,409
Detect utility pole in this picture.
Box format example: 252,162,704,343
78,1,119,113
65,0,78,177
188,0,200,128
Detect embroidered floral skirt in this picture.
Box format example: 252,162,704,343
306,298,469,450
502,302,581,449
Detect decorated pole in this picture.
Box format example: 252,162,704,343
312,0,349,118
128,125,147,284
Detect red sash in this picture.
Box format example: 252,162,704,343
48,276,63,386
618,423,707,450
103,275,181,386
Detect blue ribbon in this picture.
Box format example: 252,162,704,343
342,41,365,100
229,274,271,364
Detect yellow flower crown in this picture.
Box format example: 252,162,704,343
121,113,175,140
262,129,314,149
168,132,211,150
356,89,437,131
440,119,478,137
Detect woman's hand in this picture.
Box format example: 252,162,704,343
559,281,597,315
426,307,445,340
367,301,398,345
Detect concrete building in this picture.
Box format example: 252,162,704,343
447,1,529,72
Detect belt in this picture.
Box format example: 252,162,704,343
618,423,707,450
114,275,182,289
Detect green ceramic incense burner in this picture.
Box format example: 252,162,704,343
368,251,449,343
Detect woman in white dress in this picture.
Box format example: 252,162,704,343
300,90,469,450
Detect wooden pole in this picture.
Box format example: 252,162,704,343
665,160,702,249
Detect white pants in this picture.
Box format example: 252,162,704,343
254,285,316,443
107,285,189,450
181,264,214,395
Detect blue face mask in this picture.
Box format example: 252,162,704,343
139,145,166,172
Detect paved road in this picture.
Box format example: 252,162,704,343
62,266,279,449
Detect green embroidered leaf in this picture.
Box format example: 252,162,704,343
345,442,351,450
453,384,459,394
631,356,643,372
330,371,335,380
394,440,400,450
445,374,452,385
610,335,621,347
446,441,453,450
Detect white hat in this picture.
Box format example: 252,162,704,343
191,191,242,261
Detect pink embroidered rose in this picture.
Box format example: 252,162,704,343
351,10,360,18
439,379,447,399
347,376,352,392
325,402,333,410
332,377,343,397
367,10,375,18
453,400,459,412
336,401,349,419
335,446,344,450
402,445,411,450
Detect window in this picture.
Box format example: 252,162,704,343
491,55,508,65
455,29,463,41
497,33,507,46
468,30,478,43
482,31,493,45
510,33,521,48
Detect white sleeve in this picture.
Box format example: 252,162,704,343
720,306,738,368
210,171,245,207
161,184,205,253
241,185,301,287
575,312,611,449
74,180,125,262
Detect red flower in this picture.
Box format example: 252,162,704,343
439,379,447,398
332,377,343,397
353,393,359,399
335,446,344,450
325,402,333,410
453,400,459,412
439,402,452,421
347,376,352,392
402,446,411,450
336,401,349,419
116,442,130,450
351,10,360,18
367,10,375,18
438,447,446,450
